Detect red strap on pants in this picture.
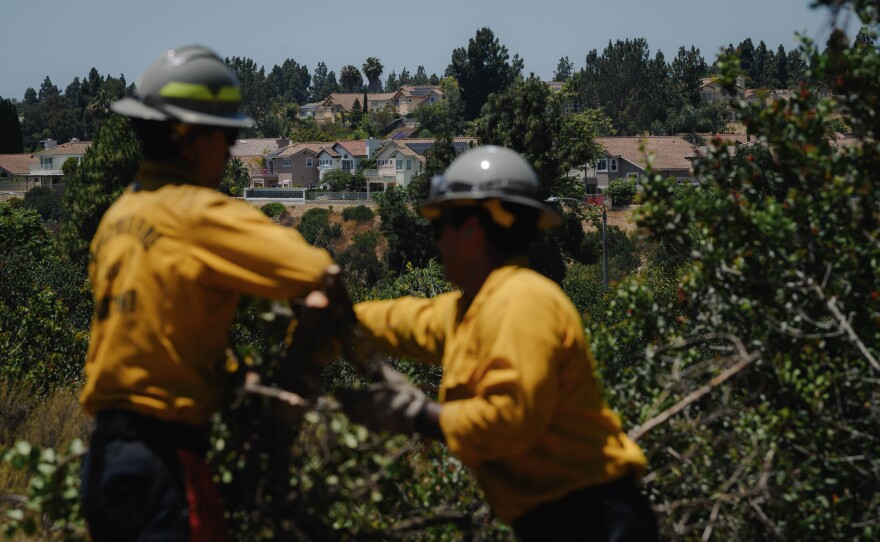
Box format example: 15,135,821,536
177,449,229,542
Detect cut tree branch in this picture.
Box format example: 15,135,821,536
630,334,760,441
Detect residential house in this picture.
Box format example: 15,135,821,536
30,139,92,188
315,140,369,181
366,140,425,190
229,138,290,187
316,92,396,125
298,102,322,121
313,86,445,125
263,142,328,188
586,136,696,190
0,153,38,181
364,137,476,190
392,86,445,115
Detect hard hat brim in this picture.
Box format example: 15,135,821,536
111,97,255,129
419,193,563,229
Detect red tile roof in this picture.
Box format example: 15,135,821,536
276,142,329,157
38,140,91,156
336,140,367,157
597,136,696,171
322,92,396,112
0,154,38,176
229,138,290,157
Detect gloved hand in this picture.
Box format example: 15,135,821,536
337,362,429,435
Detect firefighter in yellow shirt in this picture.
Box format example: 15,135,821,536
80,45,335,542
340,146,658,541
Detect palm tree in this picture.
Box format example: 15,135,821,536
362,57,384,93
340,65,363,93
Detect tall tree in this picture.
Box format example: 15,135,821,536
38,77,60,102
267,59,311,104
445,27,524,120
553,56,574,82
349,98,364,127
340,65,363,93
58,115,140,263
311,62,335,101
751,40,773,87
771,44,789,89
571,38,668,135
384,70,399,92
412,66,429,85
735,38,756,86
225,57,269,135
786,48,809,87
0,98,24,153
670,46,708,107
398,67,412,87
362,57,384,92
475,76,588,197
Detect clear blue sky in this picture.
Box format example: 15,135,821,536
1,0,853,101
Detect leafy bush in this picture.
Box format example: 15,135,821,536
0,204,90,390
373,188,436,274
292,207,342,251
605,178,637,206
595,34,880,539
320,169,353,192
23,186,65,222
260,202,287,220
337,231,387,292
341,205,374,222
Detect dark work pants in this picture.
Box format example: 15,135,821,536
81,410,211,542
511,475,659,542
82,438,190,541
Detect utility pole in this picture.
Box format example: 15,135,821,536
601,201,608,288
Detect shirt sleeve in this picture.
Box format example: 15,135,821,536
189,197,333,299
440,291,566,467
353,293,461,365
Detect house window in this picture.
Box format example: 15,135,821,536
627,173,640,180
610,158,618,172
406,160,412,170
282,158,291,167
319,159,332,166
596,159,608,172
306,158,313,167
396,159,403,171
41,156,53,169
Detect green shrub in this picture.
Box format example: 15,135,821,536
321,169,353,192
337,231,387,291
341,205,374,222
260,202,287,220
295,208,342,248
605,178,637,206
23,186,65,222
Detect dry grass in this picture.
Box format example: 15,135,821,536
0,381,90,496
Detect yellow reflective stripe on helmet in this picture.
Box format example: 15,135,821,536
158,82,241,102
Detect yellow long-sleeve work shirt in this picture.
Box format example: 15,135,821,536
81,162,333,426
354,262,646,523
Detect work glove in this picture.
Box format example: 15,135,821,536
337,362,428,436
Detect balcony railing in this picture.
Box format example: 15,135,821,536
363,167,397,179
29,167,63,176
